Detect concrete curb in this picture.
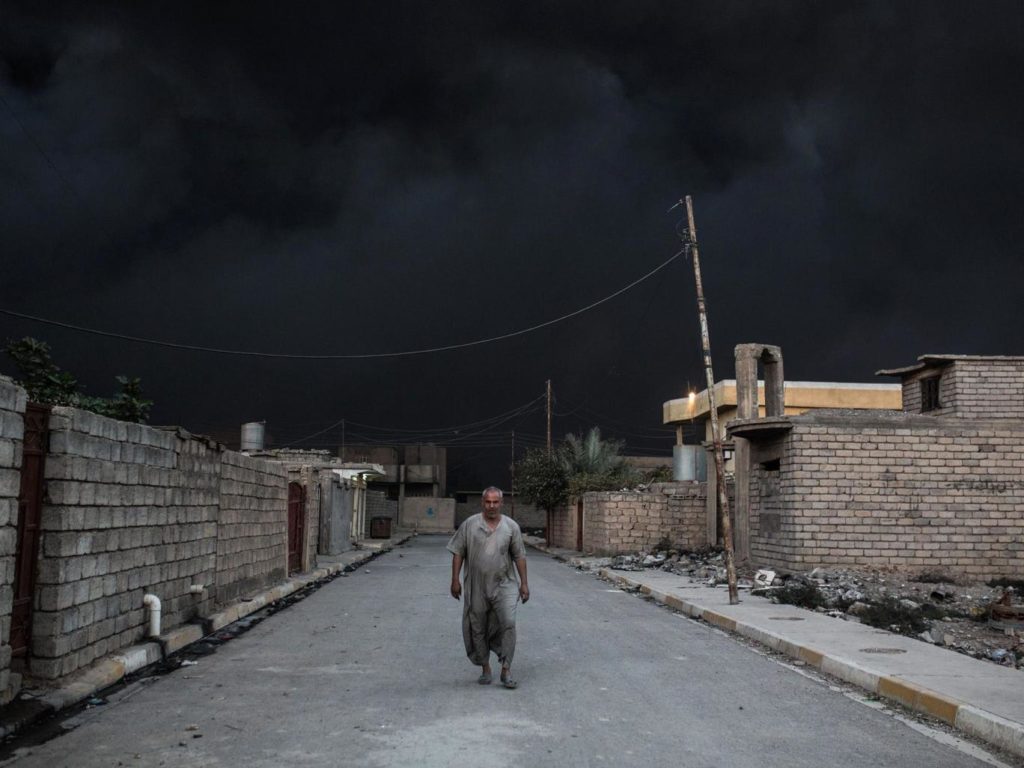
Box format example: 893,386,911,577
596,567,1024,760
2,534,413,738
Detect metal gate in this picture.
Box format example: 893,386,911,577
11,403,50,658
287,482,305,574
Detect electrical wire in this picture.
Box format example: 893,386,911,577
275,395,546,448
0,252,681,359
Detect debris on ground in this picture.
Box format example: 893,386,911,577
597,545,1024,669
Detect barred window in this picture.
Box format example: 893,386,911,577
921,376,941,412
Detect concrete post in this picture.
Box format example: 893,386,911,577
763,346,785,417
730,343,786,563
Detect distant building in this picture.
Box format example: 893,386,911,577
664,358,902,548
338,444,452,532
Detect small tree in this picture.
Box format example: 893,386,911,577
4,337,80,405
514,448,568,511
559,427,638,496
4,337,153,423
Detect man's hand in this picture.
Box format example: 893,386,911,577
519,584,530,604
451,580,462,600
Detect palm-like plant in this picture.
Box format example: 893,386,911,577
559,427,626,475
559,428,636,496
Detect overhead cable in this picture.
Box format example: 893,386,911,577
0,252,680,360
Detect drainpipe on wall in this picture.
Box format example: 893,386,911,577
143,593,162,637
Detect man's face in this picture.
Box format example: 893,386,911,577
482,491,503,518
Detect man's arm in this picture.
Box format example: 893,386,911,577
515,557,529,603
450,553,463,600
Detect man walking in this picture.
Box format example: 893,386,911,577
448,486,529,689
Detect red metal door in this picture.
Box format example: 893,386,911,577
287,482,305,574
11,403,50,658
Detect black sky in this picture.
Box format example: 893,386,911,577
2,1,1023,490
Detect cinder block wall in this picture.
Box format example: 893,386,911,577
0,378,27,699
581,483,707,555
32,408,290,681
33,413,219,679
749,412,1024,577
216,451,288,604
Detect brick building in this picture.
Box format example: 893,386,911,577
729,353,1024,577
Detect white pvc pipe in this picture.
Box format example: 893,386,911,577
143,594,162,637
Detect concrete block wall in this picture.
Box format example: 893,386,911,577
216,451,288,604
580,483,707,555
0,378,26,699
400,497,454,533
33,414,219,679
748,412,1024,577
546,504,576,549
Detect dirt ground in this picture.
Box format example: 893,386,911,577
606,548,1024,669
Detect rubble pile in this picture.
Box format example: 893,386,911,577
608,548,1024,669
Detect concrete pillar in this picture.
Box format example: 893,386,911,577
763,346,785,417
735,344,760,420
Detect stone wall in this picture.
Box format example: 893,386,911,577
580,483,707,555
215,451,288,604
748,411,1024,577
0,378,26,700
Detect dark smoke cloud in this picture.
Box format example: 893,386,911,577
2,1,1022,488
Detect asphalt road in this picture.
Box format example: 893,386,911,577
1,536,1002,767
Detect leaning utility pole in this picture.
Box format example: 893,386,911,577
510,430,516,519
676,195,739,605
546,379,553,454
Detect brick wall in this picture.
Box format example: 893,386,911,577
33,413,220,679
580,483,707,555
949,360,1024,419
31,408,292,681
546,504,575,549
215,451,288,604
0,378,26,700
748,410,1024,577
901,359,1024,418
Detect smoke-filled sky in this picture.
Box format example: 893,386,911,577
2,2,1022,489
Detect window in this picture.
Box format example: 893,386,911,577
921,376,941,412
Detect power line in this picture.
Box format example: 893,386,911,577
0,253,681,359
275,395,546,448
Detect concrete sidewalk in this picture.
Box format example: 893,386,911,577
526,536,1024,760
0,532,414,740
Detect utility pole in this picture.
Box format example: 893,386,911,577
510,430,516,519
676,195,739,605
341,419,346,461
546,379,553,454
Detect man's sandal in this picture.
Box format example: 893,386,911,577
500,673,518,690
477,671,492,685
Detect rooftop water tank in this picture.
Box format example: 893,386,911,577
240,421,266,451
673,444,707,481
